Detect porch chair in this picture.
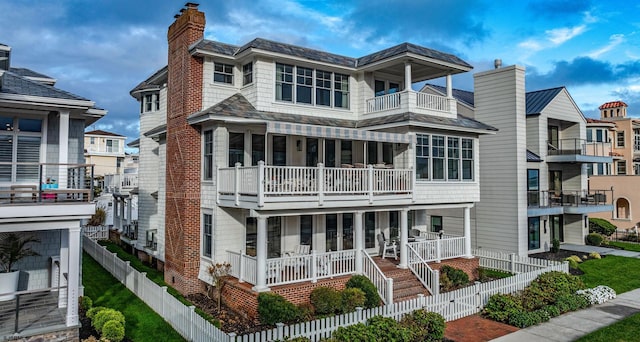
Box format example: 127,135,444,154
377,233,397,260
285,244,310,257
409,229,426,241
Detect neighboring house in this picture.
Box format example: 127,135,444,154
0,43,105,339
588,101,640,229
131,3,497,307
84,129,126,177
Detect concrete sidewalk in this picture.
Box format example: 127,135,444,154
561,243,640,258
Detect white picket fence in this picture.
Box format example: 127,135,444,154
83,225,109,240
83,236,567,342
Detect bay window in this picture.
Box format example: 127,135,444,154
416,133,474,182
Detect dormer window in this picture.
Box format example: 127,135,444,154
214,62,233,84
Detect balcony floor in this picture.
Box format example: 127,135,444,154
0,291,66,338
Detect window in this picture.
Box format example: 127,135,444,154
382,143,393,165
144,94,153,112
618,161,627,175
374,80,385,97
635,129,640,151
251,134,265,165
340,140,352,165
275,63,293,101
447,137,460,180
106,139,120,153
296,67,313,104
389,211,399,240
635,162,640,175
367,141,378,165
528,217,540,250
325,140,336,167
527,169,539,206
203,130,213,180
462,138,473,180
596,129,604,142
617,131,625,148
365,212,375,248
416,134,429,179
300,215,313,246
229,132,244,166
306,139,318,167
214,62,233,84
431,216,443,232
334,73,349,109
316,70,331,106
586,129,593,142
245,217,257,256
586,164,593,176
203,213,213,258
432,136,445,180
272,135,287,166
90,137,95,144
155,93,160,111
243,63,253,85
616,198,630,219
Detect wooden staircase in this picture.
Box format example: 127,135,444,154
374,257,431,302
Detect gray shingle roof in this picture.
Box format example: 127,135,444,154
527,149,542,162
130,66,168,95
189,93,497,133
357,43,472,69
1,69,89,101
143,124,167,138
526,87,564,115
85,129,125,137
423,84,475,107
9,67,53,80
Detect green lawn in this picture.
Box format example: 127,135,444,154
608,241,640,252
579,255,640,294
83,252,186,342
575,312,640,342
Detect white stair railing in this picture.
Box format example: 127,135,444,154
361,252,393,304
407,243,439,296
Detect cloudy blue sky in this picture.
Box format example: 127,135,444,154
2,0,639,147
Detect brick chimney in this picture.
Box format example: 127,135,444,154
165,2,205,295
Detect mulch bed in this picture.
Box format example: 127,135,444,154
187,293,264,335
529,250,599,275
79,307,133,342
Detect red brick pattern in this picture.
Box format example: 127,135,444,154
164,6,206,295
429,257,480,281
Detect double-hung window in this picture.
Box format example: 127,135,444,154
243,63,253,86
316,70,332,106
203,130,213,180
296,67,313,104
276,63,293,101
275,64,349,109
617,131,625,148
0,116,42,182
447,137,460,180
214,62,233,84
203,213,213,258
334,73,349,108
462,138,473,180
106,139,120,153
416,134,474,181
432,136,445,180
416,135,430,179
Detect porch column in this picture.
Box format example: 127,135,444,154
66,226,81,326
58,110,69,189
404,62,412,92
398,209,409,268
126,196,132,226
445,74,453,97
463,206,473,258
253,216,269,292
119,197,126,230
354,211,363,274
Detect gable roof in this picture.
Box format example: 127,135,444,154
1,69,89,101
525,87,564,115
85,129,125,137
357,42,472,69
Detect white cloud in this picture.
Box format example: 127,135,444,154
546,25,586,45
588,34,625,58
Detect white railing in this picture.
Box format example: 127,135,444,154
473,249,564,273
406,244,439,296
218,162,413,207
362,252,393,304
83,225,109,241
366,92,401,112
103,173,138,192
227,250,356,287
408,236,465,262
416,92,450,112
85,236,568,342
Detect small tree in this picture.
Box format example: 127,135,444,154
207,261,231,311
87,205,107,227
0,233,40,272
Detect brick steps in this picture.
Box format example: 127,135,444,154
373,257,432,302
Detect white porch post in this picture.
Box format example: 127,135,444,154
354,211,363,274
119,197,126,230
126,196,132,226
66,226,81,326
404,62,412,92
253,216,269,292
445,74,453,98
398,209,408,268
463,206,473,258
445,74,456,116
58,110,69,189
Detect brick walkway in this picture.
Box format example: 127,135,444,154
445,314,519,342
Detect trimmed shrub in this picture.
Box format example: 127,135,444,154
439,273,454,292
482,294,523,323
340,288,365,313
258,292,301,325
80,296,93,311
551,239,560,253
366,316,411,342
586,233,604,246
346,275,380,308
508,308,550,328
332,322,376,342
399,309,445,342
86,306,106,320
92,308,125,333
439,265,469,289
101,320,125,342
310,287,341,315
296,302,314,321
565,258,579,269
555,293,590,313
589,218,616,236
589,252,601,259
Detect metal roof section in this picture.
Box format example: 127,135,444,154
525,87,564,115
527,149,542,162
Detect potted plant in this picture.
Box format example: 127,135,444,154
0,233,40,301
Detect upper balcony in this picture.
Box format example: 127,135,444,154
103,173,138,194
527,189,614,216
217,162,414,210
547,139,612,163
0,162,94,206
364,91,457,118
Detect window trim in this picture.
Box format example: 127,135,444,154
416,133,475,182
202,213,213,258
242,62,253,86
617,131,625,148
203,130,213,180
214,62,234,85
274,63,350,109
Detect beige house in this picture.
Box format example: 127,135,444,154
588,101,640,229
84,129,126,176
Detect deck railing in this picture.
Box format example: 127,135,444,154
218,163,413,207
408,236,466,262
527,189,612,207
0,287,68,336
103,173,138,193
0,162,94,205
365,91,451,114
362,252,394,304
406,244,439,296
548,139,611,157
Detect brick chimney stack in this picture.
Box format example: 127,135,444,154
165,3,205,295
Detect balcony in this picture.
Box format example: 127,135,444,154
103,173,138,193
527,189,614,215
121,221,138,243
0,163,94,205
217,163,414,210
0,287,69,338
547,139,612,163
364,91,457,118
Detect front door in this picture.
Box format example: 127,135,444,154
325,214,354,251
550,215,564,242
